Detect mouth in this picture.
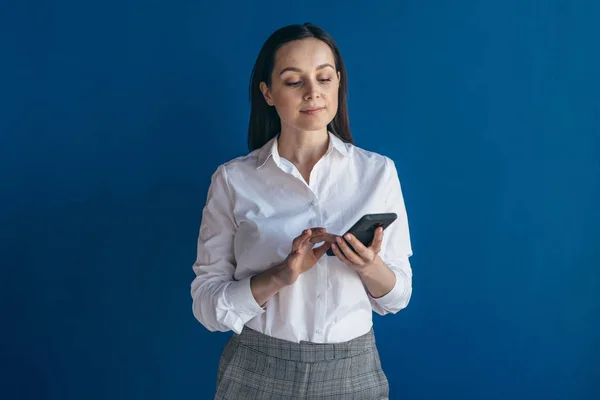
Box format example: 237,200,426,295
300,107,326,115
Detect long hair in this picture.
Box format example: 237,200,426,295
247,23,354,152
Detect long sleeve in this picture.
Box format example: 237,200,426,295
368,157,414,315
190,164,266,333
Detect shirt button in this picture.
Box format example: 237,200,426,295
317,294,322,300
316,329,322,334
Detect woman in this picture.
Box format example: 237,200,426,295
191,23,413,400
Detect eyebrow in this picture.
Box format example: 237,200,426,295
279,63,335,75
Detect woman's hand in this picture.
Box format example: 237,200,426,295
275,228,335,286
330,226,385,273
251,228,335,306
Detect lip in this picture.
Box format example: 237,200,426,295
300,106,326,114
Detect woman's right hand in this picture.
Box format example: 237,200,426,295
276,228,336,286
250,228,337,307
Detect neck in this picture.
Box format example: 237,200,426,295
277,127,330,166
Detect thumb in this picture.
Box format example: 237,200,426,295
371,226,384,253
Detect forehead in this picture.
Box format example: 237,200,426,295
274,38,335,71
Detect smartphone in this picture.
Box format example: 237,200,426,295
326,213,397,256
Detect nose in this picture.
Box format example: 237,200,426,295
303,79,320,101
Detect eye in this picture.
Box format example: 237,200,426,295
319,78,332,83
285,81,302,87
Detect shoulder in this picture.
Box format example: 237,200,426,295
212,148,262,174
208,149,263,187
347,143,397,173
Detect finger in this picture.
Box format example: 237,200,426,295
313,241,332,259
308,232,337,244
370,227,384,253
303,227,326,244
292,229,312,251
343,233,372,260
335,235,363,265
331,242,351,265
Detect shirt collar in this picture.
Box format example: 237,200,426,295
256,131,349,169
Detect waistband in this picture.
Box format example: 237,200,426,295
231,327,376,363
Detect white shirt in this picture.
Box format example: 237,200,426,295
190,132,413,343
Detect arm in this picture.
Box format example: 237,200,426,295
357,257,397,299
330,157,413,315
190,165,332,332
366,157,413,315
250,263,288,307
190,164,267,333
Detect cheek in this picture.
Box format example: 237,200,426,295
279,90,299,105
327,86,340,112
270,98,294,124
273,91,300,115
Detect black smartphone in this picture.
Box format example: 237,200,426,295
326,213,398,256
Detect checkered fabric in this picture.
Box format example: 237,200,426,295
214,327,389,399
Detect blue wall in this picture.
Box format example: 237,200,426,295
1,1,599,399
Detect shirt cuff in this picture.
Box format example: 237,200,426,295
224,275,267,318
368,267,408,309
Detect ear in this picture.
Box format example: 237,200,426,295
337,71,341,83
259,82,274,106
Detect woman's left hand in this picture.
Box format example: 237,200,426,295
331,226,385,273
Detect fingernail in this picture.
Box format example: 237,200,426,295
336,236,342,243
344,234,352,240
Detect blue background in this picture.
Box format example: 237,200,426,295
1,1,599,399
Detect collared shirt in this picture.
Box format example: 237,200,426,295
191,132,413,343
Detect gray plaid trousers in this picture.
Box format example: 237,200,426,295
214,327,389,399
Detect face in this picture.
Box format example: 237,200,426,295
260,38,341,134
